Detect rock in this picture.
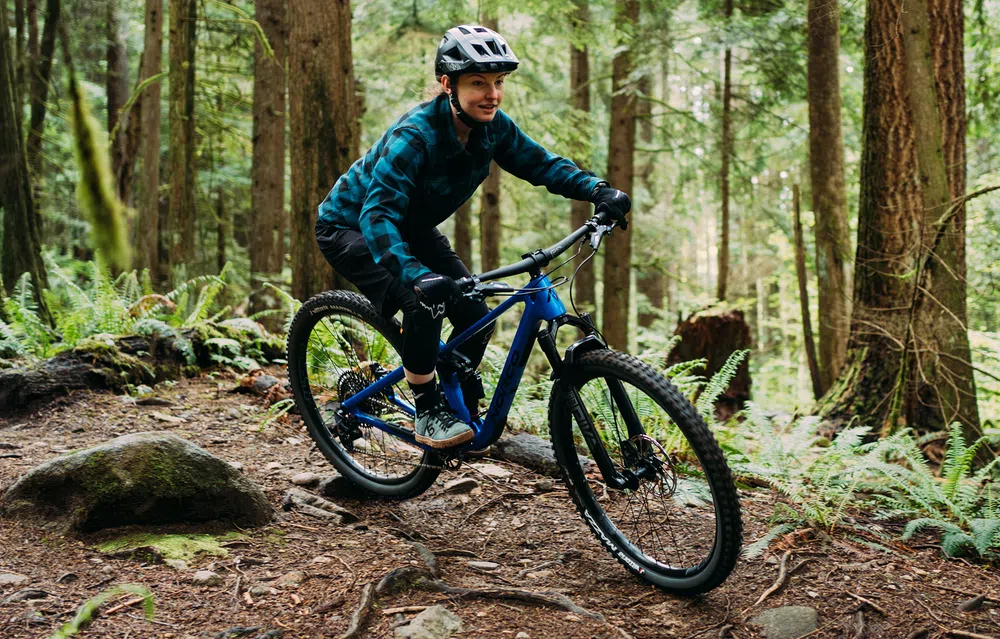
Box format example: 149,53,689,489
282,488,359,524
191,570,222,587
317,473,360,499
533,479,554,492
291,472,320,487
515,633,530,639
265,462,283,471
0,432,272,534
394,605,462,639
468,463,512,479
493,433,592,478
0,573,29,586
226,408,242,420
252,374,281,395
134,385,154,396
164,559,189,571
750,606,819,639
275,571,307,588
229,461,244,472
250,585,271,597
150,411,185,424
56,573,78,584
466,561,499,571
2,589,49,603
443,477,480,494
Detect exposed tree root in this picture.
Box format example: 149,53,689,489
337,582,375,639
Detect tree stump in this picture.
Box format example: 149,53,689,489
667,308,752,419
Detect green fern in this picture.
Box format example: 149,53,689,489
49,584,153,639
742,523,796,559
696,349,748,420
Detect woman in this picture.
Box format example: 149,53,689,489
315,25,631,449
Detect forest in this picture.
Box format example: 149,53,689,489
1,0,1000,637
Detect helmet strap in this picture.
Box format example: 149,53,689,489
448,77,487,130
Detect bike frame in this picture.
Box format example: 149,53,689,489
339,272,567,452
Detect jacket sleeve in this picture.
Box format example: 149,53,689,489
358,126,433,288
492,110,603,201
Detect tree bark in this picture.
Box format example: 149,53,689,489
479,163,501,273
807,0,851,393
216,186,226,273
25,0,60,180
601,0,639,350
636,74,662,328
453,199,473,267
716,0,733,302
0,4,52,326
288,0,357,300
138,0,163,283
168,0,197,274
251,0,287,310
793,185,823,399
478,13,501,275
107,0,129,185
569,0,595,315
818,0,982,446
14,0,25,108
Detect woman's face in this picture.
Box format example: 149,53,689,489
445,72,506,123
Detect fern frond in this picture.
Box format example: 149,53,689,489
742,523,796,559
696,349,748,419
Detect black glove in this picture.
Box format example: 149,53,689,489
590,183,632,230
413,273,461,319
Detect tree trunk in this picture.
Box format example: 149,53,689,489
807,0,851,393
288,0,357,300
250,0,287,312
716,0,733,302
601,0,639,350
453,198,473,267
168,0,197,274
569,0,595,316
636,74,662,328
0,4,52,326
479,163,501,273
793,185,823,400
24,0,37,115
138,0,162,283
106,0,129,184
14,0,25,109
216,186,227,273
25,0,60,180
818,0,983,446
478,13,501,275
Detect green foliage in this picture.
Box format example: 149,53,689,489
696,349,749,420
49,584,154,639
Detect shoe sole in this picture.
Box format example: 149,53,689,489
414,428,475,449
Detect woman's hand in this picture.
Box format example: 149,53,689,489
413,273,461,319
590,184,632,230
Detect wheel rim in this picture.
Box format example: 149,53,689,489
572,374,722,576
302,310,427,481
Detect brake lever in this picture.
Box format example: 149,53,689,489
589,223,614,250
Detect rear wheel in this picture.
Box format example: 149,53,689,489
287,290,440,498
549,349,742,594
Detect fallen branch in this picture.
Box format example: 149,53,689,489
102,596,146,616
407,541,440,578
460,492,535,525
845,592,888,617
852,610,865,639
931,584,1000,605
946,631,999,639
753,551,790,606
381,606,429,616
337,582,375,639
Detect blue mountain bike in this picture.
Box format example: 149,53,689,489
287,212,743,593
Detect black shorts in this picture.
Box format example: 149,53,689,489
316,223,492,375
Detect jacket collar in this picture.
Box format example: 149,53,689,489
436,93,493,158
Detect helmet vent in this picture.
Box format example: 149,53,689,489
474,27,488,32
472,43,489,56
485,40,501,55
501,43,508,54
458,26,472,34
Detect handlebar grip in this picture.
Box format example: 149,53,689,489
455,276,476,292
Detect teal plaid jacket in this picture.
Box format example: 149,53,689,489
316,93,602,287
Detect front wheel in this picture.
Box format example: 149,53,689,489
549,349,742,594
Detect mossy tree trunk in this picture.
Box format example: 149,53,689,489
569,0,596,317
250,0,287,313
288,0,357,300
636,74,663,328
601,0,638,350
138,0,163,284
818,0,983,450
0,4,52,326
807,0,851,393
168,0,197,276
106,0,129,188
716,0,733,302
25,0,59,182
453,199,473,267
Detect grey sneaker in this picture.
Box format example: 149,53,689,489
415,405,474,449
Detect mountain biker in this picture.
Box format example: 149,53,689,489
314,24,631,449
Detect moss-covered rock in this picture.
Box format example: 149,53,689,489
0,432,272,534
95,532,239,561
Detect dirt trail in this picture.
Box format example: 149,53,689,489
1,373,998,638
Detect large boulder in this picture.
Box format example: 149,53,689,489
0,432,272,533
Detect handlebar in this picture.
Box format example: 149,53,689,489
455,211,619,295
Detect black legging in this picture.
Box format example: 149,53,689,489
316,224,493,375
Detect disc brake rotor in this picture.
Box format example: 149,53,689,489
628,434,678,498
